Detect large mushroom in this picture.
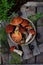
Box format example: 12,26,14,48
21,19,29,27
10,17,23,26
11,31,22,43
5,24,14,33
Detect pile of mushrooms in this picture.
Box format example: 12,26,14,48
5,17,35,45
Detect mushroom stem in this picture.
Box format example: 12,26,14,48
26,33,32,43
15,26,19,31
13,49,23,56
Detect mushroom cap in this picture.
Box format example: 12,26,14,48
11,32,22,43
19,27,26,33
29,30,35,35
10,46,15,52
26,25,32,29
10,17,23,26
21,19,29,27
5,24,14,33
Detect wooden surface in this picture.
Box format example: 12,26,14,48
24,2,43,7
1,2,43,64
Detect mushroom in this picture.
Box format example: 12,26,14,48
26,25,33,30
21,19,29,27
11,31,22,43
10,17,23,26
26,30,35,43
5,24,14,33
15,26,19,31
19,27,26,33
10,46,23,56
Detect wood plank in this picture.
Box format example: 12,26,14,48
36,52,43,63
24,2,43,7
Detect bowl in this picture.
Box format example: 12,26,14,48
8,18,36,46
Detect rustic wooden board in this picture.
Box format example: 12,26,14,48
1,2,43,64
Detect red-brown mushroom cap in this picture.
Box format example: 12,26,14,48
19,27,26,33
28,30,35,35
26,25,32,29
10,17,23,26
10,46,15,52
5,24,14,33
21,19,29,27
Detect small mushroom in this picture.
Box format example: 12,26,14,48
10,17,23,26
28,30,35,35
19,27,26,33
21,19,29,27
10,46,23,56
26,25,33,30
26,30,35,43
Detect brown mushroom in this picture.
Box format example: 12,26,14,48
10,46,15,52
11,31,22,43
28,30,35,35
5,24,14,33
10,46,23,56
19,27,26,33
10,17,23,26
21,19,29,27
26,30,35,43
26,25,32,29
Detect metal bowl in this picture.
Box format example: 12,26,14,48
8,18,36,46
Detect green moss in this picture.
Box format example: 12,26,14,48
0,0,16,21
0,27,7,41
9,52,22,64
28,13,43,22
